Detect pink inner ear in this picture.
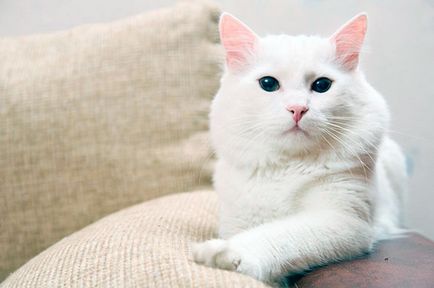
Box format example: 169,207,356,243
331,14,367,70
219,13,258,71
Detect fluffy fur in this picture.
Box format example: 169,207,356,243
192,12,407,285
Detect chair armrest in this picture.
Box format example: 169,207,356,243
295,233,434,288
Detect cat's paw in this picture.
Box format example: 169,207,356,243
214,247,242,271
191,239,229,267
191,239,264,280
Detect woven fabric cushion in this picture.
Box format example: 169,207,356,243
0,191,269,287
0,1,221,279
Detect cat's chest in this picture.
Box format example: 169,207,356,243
214,159,328,236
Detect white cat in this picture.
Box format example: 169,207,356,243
193,12,407,285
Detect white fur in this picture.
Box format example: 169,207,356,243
192,18,407,285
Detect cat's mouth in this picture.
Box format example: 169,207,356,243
284,125,309,136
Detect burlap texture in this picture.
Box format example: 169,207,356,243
0,191,269,288
0,1,222,280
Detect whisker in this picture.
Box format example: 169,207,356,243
326,125,377,169
318,133,356,179
322,127,373,179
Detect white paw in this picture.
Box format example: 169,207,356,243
191,239,235,269
214,248,242,271
191,239,264,280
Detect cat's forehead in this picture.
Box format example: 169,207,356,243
256,34,334,74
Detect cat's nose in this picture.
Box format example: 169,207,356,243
286,105,309,123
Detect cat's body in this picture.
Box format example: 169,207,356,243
193,13,407,285
215,137,405,241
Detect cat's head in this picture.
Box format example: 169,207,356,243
210,13,389,167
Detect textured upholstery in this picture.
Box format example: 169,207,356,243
0,191,269,288
0,0,222,279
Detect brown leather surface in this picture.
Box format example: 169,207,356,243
294,233,434,288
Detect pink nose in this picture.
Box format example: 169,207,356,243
286,105,309,123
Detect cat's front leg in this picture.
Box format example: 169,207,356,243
193,210,374,284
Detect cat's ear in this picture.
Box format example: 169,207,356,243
330,13,367,71
219,13,259,71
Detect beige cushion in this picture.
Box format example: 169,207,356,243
0,1,222,279
0,191,269,287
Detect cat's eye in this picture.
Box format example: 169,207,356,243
311,77,332,93
259,76,280,92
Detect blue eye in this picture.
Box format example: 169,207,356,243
259,76,280,92
311,77,332,93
